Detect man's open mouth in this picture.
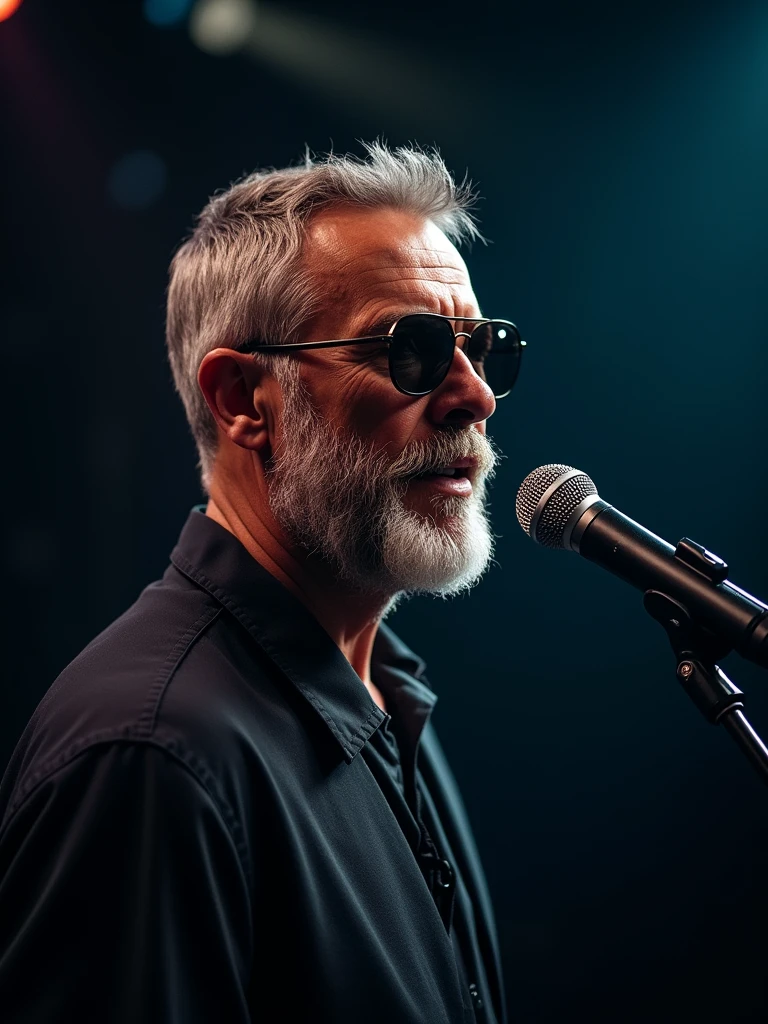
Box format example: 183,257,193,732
410,466,469,480
406,457,478,482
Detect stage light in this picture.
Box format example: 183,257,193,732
107,150,167,211
244,6,471,136
0,0,23,24
143,0,193,27
189,0,257,56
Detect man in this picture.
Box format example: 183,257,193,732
0,143,524,1022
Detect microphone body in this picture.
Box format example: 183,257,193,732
575,503,768,668
516,465,768,670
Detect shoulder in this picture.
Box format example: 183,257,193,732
0,738,255,990
0,565,277,837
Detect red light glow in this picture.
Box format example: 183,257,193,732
0,0,23,22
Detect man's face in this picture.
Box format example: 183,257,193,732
265,206,500,604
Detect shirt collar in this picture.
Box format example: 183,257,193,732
372,628,438,754
170,508,434,764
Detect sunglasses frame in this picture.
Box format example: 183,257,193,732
239,312,526,398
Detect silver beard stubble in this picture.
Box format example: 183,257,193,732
265,372,501,607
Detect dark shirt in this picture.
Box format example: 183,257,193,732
0,510,506,1023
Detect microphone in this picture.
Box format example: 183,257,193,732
516,464,768,669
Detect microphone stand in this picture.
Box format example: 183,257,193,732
643,590,768,786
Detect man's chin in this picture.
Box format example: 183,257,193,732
379,513,494,597
402,488,471,524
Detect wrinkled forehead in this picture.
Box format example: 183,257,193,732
301,206,473,308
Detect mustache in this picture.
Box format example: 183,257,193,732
385,430,501,482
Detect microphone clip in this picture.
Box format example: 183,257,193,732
643,590,732,666
643,590,742,724
642,589,768,786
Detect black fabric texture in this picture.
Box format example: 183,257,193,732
0,509,506,1024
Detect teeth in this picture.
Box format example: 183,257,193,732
434,468,456,477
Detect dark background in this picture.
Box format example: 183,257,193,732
3,0,768,1020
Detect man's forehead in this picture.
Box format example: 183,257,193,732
303,206,470,281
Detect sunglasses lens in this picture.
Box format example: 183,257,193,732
468,322,522,398
390,315,454,394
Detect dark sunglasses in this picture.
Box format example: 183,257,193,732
238,312,525,398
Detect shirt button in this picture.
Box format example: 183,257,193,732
469,983,484,1011
438,858,454,890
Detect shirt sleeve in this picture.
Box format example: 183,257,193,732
0,741,253,1023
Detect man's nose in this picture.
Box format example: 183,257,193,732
426,337,496,427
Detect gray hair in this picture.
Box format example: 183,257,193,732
165,141,481,491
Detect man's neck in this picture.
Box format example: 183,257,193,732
205,494,390,712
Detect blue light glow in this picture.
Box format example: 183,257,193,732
143,0,192,27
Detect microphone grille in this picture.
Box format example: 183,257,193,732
516,464,598,548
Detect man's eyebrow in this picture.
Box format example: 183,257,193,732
356,310,430,337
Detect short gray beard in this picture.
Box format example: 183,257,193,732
266,373,500,612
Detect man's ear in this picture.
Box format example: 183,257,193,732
198,348,274,455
